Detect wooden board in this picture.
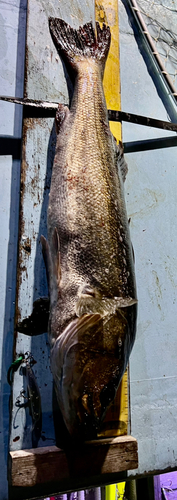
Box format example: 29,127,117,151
9,436,138,488
10,1,95,453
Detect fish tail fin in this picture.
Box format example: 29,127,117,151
49,18,111,77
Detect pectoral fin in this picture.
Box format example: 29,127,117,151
55,103,70,134
41,228,61,296
116,296,138,308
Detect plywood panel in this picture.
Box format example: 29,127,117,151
10,117,55,451
10,0,95,454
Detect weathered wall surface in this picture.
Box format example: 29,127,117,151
1,0,177,497
119,0,177,477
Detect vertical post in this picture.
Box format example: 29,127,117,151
154,476,162,500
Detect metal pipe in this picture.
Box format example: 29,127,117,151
1,96,177,132
124,135,177,153
127,0,177,99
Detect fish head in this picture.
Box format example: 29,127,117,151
51,304,137,440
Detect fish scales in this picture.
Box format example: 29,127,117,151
41,19,137,440
48,61,133,317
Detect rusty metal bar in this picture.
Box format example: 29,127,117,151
1,96,177,131
0,96,58,117
108,110,177,132
0,137,21,158
124,135,177,153
1,134,177,159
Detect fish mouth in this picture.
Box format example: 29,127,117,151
76,393,100,440
76,375,119,440
52,305,136,440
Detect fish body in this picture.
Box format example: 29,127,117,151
41,20,137,439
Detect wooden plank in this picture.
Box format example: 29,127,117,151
10,0,95,453
9,436,138,488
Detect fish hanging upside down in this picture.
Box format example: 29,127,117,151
41,19,137,440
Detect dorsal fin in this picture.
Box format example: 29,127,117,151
52,227,61,286
112,138,128,182
41,230,61,301
117,141,128,182
41,235,50,289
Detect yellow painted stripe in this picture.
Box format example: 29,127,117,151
95,0,129,437
116,482,126,500
105,482,126,500
105,483,116,500
95,0,121,140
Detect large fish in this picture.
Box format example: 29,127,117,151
41,19,137,440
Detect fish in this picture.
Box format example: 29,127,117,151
40,18,137,440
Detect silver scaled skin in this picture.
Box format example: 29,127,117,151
41,19,137,440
